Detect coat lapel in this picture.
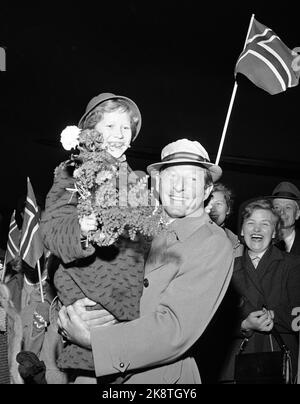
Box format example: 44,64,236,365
145,215,205,275
237,246,285,309
242,254,266,306
144,230,168,275
256,246,285,307
145,229,180,275
290,229,300,255
256,246,283,278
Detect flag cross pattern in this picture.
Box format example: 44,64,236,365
19,179,44,268
5,210,21,264
235,18,300,95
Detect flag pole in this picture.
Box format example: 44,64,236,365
2,209,17,283
215,13,255,165
1,254,7,283
37,258,45,303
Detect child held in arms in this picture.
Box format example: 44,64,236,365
41,93,163,380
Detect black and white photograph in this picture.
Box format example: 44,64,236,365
1,2,300,388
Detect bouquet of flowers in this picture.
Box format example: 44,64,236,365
60,126,166,246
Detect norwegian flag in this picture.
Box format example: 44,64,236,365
5,210,21,265
19,178,44,269
235,18,300,94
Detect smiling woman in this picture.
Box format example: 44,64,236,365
241,199,280,257
220,198,300,383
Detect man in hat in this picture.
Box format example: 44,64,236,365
268,182,300,255
57,138,234,384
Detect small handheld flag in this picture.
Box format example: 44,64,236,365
19,178,44,269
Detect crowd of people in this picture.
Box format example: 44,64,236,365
0,92,300,384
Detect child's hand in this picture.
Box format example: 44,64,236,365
79,213,97,237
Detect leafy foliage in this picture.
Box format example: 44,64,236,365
69,129,166,246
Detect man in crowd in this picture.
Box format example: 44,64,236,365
268,182,300,384
268,182,300,255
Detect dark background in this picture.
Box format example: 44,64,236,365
1,1,300,248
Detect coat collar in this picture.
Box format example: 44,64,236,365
234,245,286,307
235,244,285,272
145,212,209,275
167,212,210,243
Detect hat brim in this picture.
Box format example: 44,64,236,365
147,159,222,182
78,94,142,141
266,194,300,207
266,195,300,200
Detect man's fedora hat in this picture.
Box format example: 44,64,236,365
267,182,300,204
78,92,142,141
147,138,222,182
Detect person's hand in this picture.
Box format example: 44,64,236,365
71,298,117,329
262,307,275,324
57,305,91,349
79,213,97,237
241,310,274,333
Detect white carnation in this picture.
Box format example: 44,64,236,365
60,126,81,150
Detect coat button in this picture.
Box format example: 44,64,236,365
143,278,149,288
120,362,124,368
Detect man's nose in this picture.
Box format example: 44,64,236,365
173,177,184,192
276,207,286,217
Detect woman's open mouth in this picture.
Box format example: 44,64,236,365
250,234,263,241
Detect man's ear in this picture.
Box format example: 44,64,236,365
296,206,300,221
204,184,213,201
241,228,244,237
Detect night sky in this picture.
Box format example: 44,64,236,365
1,2,300,244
